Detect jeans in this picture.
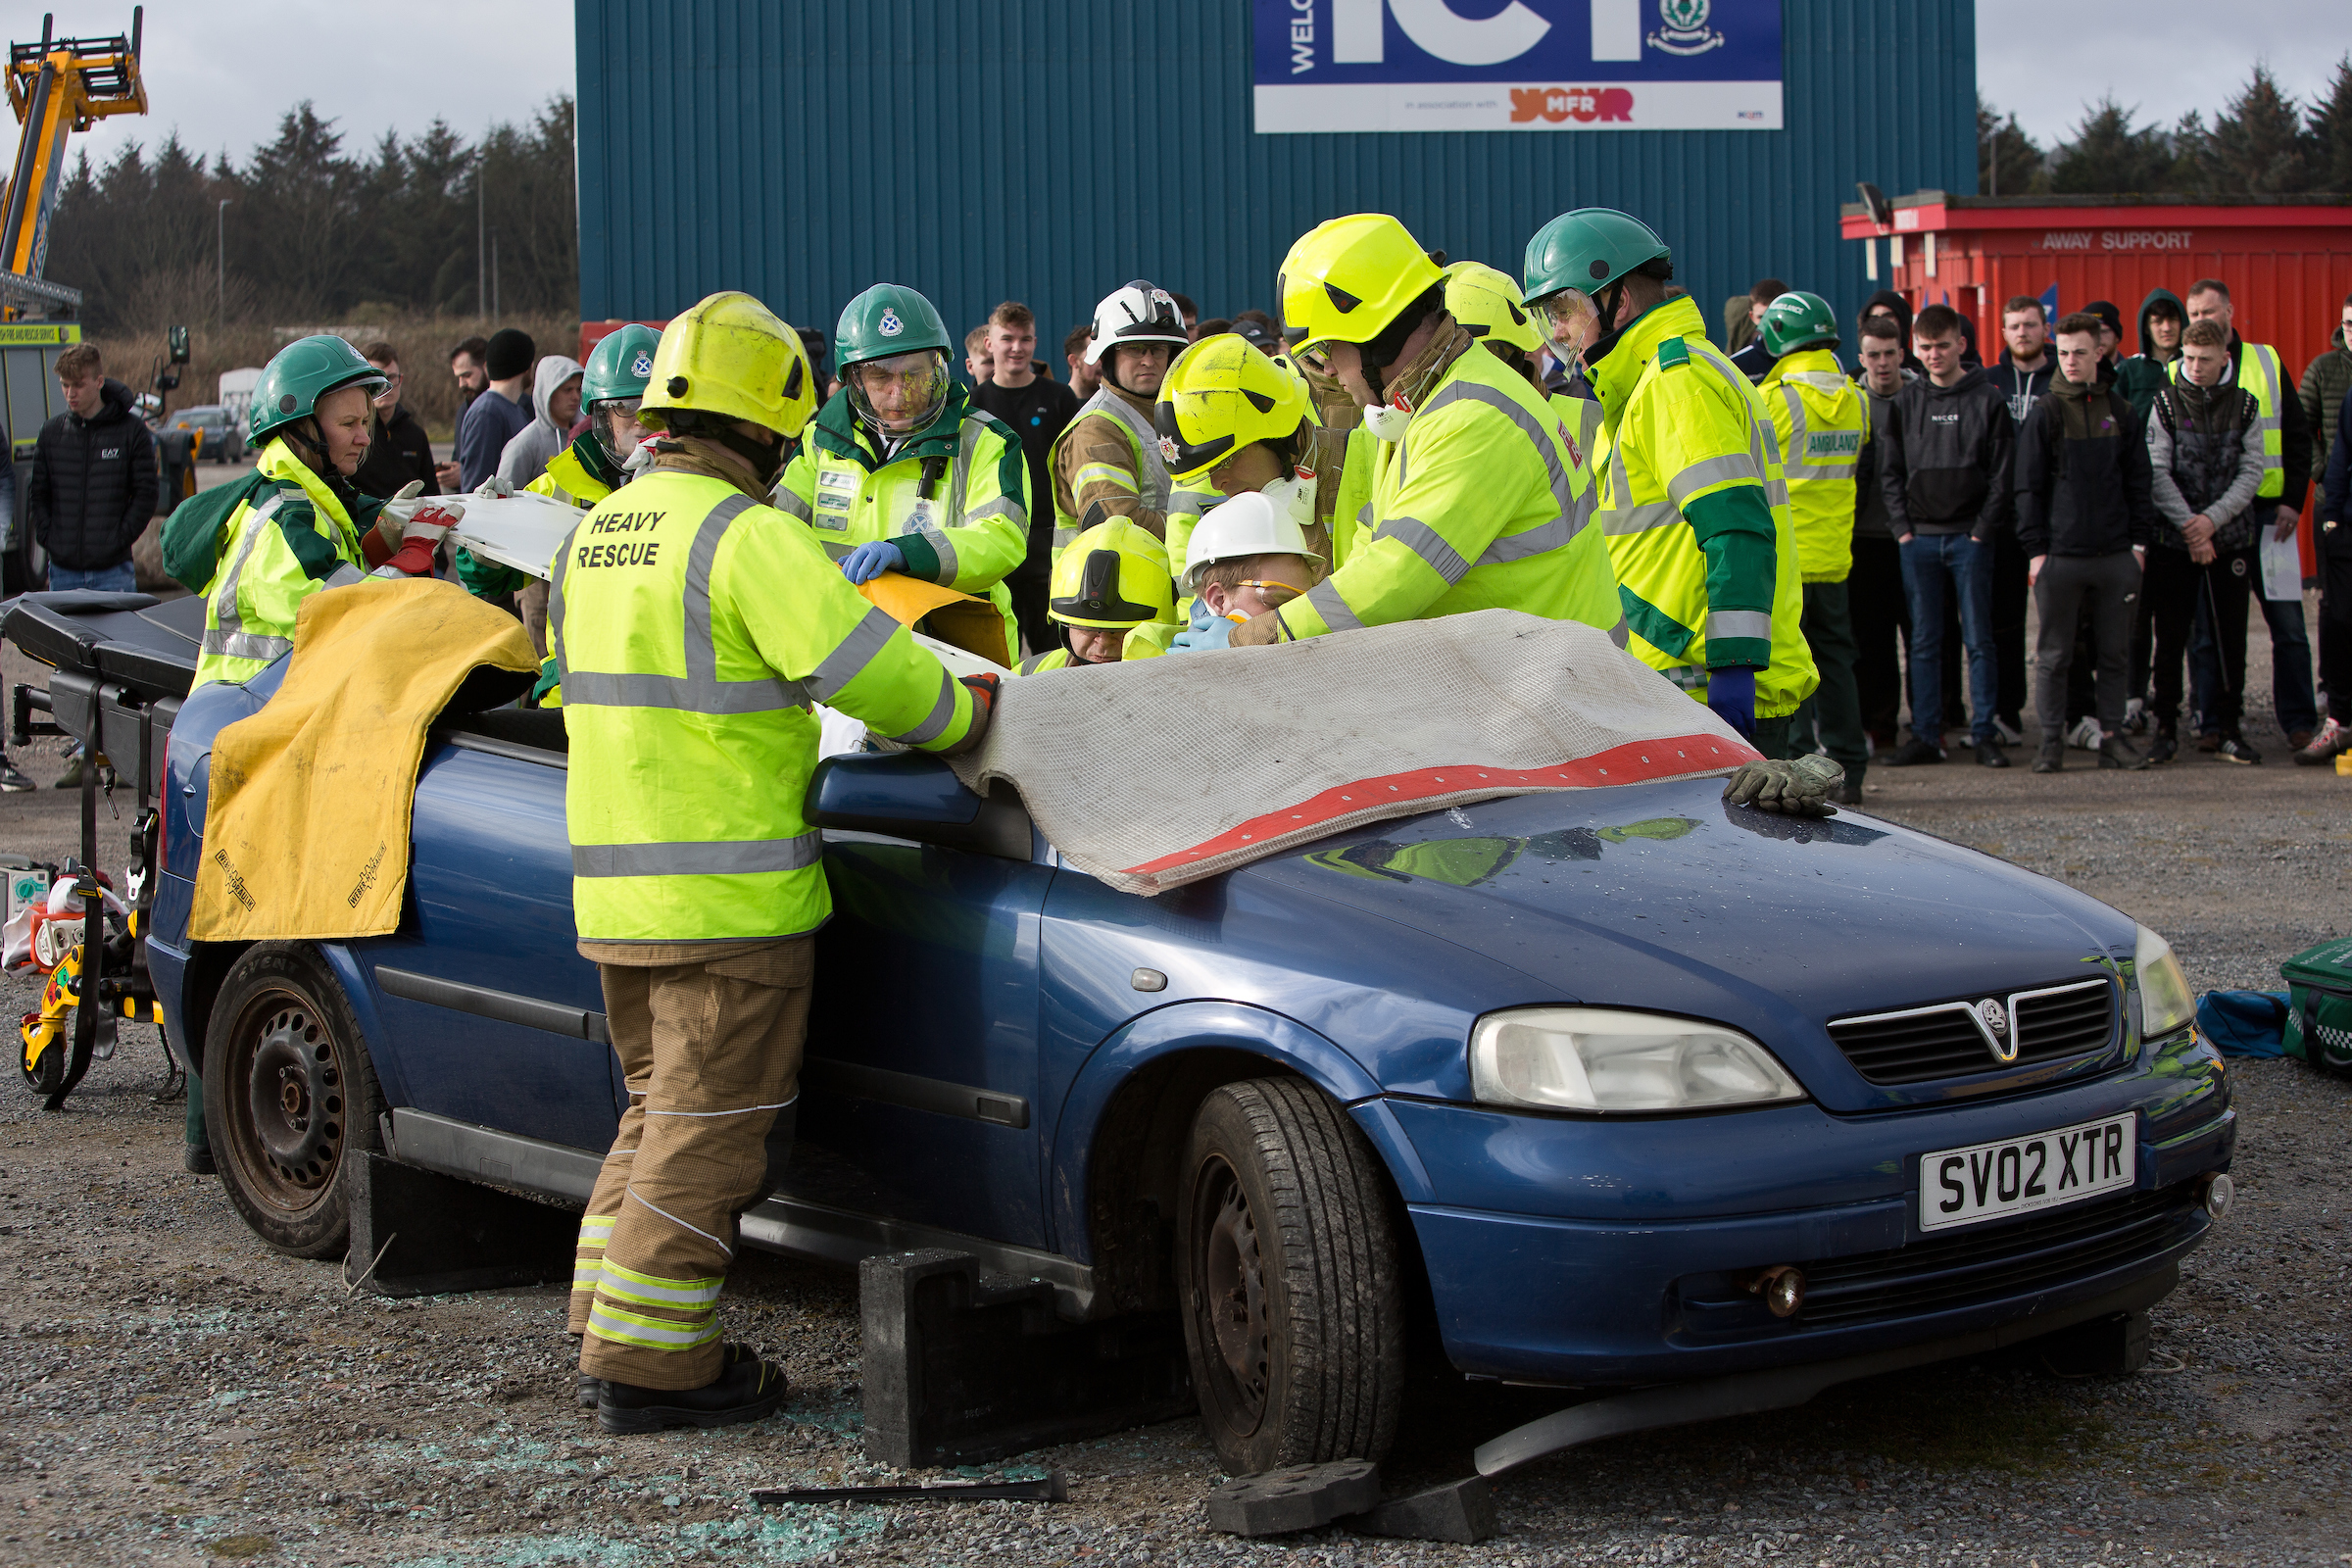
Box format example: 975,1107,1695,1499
2320,522,2352,723
46,560,136,593
2034,553,2141,743
1990,528,2031,728
1899,533,1997,747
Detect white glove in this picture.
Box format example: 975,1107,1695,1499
383,483,465,542
473,474,514,499
622,434,662,476
1261,475,1316,533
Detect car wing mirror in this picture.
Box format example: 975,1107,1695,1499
807,751,1033,859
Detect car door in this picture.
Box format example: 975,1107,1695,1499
359,731,621,1152
789,828,1053,1249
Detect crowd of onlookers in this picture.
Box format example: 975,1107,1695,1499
1725,277,2352,773
5,272,2347,791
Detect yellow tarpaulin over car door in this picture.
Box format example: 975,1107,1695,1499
191,577,538,941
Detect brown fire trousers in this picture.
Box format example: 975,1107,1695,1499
569,935,811,1390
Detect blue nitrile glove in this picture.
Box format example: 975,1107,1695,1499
840,539,906,584
1706,665,1757,738
1172,598,1237,652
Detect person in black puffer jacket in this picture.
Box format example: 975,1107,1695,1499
2015,313,2159,771
25,345,156,592
2142,318,2267,763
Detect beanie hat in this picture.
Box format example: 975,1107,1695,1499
486,327,536,381
2082,301,2124,343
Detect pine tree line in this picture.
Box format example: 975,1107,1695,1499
1980,59,2352,198
42,96,578,336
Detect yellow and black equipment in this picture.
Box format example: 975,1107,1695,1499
2,8,147,320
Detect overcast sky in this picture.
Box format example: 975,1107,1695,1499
66,0,575,172
53,1,2350,173
1976,0,2347,146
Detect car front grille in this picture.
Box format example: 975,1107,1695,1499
1795,1184,2205,1326
1672,1183,2208,1340
1827,977,2118,1084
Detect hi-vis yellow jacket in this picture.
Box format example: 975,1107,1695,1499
1761,348,1868,583
1585,294,1817,719
552,467,980,943
1265,342,1623,643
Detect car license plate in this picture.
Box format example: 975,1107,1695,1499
1919,1113,2135,1232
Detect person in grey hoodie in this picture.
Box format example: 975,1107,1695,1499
2142,318,2266,764
497,353,585,490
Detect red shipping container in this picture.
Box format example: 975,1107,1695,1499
1839,191,2352,571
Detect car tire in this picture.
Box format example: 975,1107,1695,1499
1177,1077,1403,1474
203,944,384,1258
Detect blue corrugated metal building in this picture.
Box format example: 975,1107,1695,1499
574,1,1975,357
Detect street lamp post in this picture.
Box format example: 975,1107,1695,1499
216,198,230,330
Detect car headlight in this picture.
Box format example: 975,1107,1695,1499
1469,1006,1807,1114
2132,924,2196,1041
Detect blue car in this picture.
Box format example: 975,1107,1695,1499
11,591,2233,1477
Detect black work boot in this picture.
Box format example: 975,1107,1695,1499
597,1344,787,1435
2145,720,2179,765
2032,739,2063,773
2097,735,2144,770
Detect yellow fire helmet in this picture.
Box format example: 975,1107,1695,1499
1049,518,1175,630
1277,213,1445,359
1444,260,1543,355
638,290,818,441
1153,334,1318,483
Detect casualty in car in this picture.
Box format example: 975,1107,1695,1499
5,575,2231,1478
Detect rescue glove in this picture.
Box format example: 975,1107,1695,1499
1172,600,1235,652
473,474,515,499
941,672,1000,757
1722,753,1842,816
368,480,424,560
840,539,906,585
371,497,466,579
1705,665,1757,738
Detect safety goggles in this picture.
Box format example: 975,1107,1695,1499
1535,289,1600,351
1236,578,1306,606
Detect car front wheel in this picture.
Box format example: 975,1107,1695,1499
1177,1077,1403,1474
203,944,384,1257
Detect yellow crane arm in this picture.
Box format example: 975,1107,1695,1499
1,9,146,291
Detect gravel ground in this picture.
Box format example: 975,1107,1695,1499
0,610,2343,1566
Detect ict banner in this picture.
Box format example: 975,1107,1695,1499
1253,0,1783,134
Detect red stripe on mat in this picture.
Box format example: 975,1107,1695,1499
1120,732,1759,876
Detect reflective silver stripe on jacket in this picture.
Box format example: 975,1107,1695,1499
2247,343,2284,479
1372,514,1471,584
884,668,959,746
1707,610,1772,642
551,492,808,713
1304,577,1365,633
803,607,901,705
773,488,813,523
1413,378,1599,568
572,832,824,877
1776,382,1861,481
1073,388,1173,512
200,491,295,664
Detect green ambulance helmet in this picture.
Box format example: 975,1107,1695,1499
1760,290,1841,356
1521,208,1672,307
834,283,952,372
248,334,388,446
583,322,661,406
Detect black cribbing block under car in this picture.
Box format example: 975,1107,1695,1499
859,1249,1195,1469
344,1151,578,1298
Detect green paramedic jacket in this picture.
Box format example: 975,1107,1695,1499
164,437,386,691
777,384,1028,664
1585,293,1817,719
551,467,981,944
1268,339,1623,644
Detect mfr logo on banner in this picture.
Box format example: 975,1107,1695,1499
1252,0,1783,134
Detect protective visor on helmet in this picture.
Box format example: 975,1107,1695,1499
1051,548,1163,629
1533,288,1602,353
848,348,949,435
